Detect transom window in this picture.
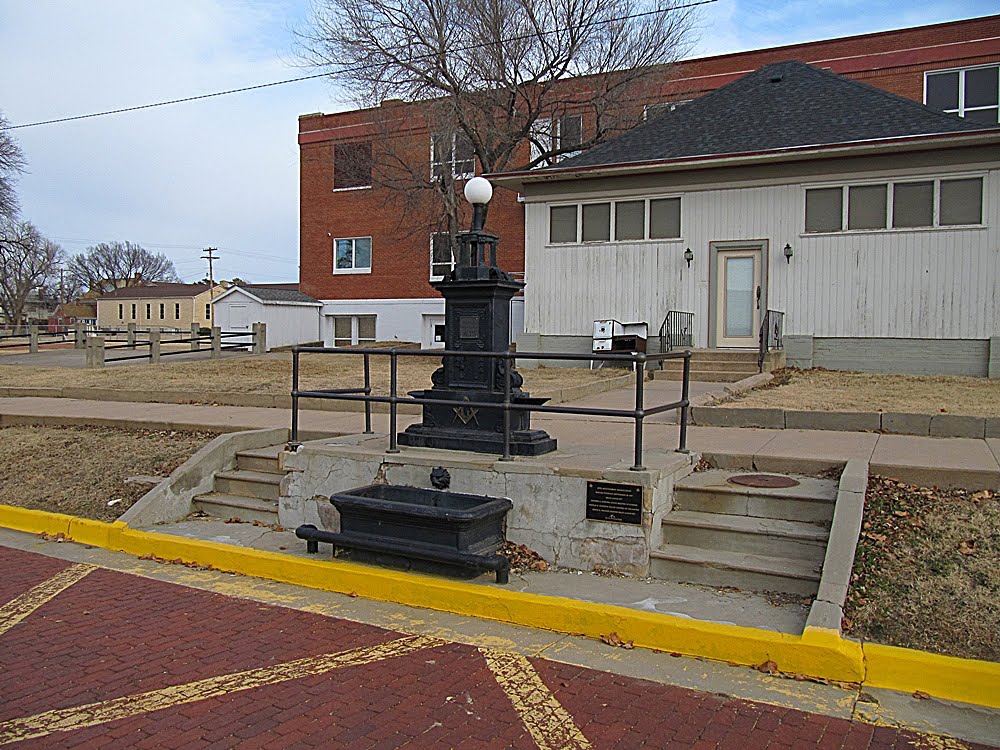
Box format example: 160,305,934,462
333,142,373,190
333,236,373,273
530,114,583,166
430,232,456,281
804,177,984,233
333,315,376,347
925,65,999,124
548,197,681,244
431,132,475,180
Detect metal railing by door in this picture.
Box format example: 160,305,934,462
758,310,785,372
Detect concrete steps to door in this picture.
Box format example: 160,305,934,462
193,444,285,524
652,469,836,595
653,349,784,382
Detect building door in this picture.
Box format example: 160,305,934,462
714,247,762,348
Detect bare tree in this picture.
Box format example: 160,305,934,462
66,241,181,295
0,111,26,220
0,217,61,330
301,0,697,240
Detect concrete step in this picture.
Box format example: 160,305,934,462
193,493,279,524
663,349,759,362
236,445,285,475
661,510,828,563
214,470,281,501
654,369,756,383
674,470,837,524
649,543,821,595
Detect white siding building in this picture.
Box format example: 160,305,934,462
211,285,321,350
495,62,1000,376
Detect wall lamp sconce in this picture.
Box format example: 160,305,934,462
684,247,694,267
784,243,793,263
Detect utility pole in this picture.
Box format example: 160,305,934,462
202,247,219,328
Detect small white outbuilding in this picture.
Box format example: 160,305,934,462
211,284,321,351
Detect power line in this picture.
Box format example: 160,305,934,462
2,0,717,131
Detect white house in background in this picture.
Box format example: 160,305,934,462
493,61,1000,377
211,284,321,350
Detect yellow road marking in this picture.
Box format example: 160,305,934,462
0,564,95,637
0,635,442,746
481,648,591,750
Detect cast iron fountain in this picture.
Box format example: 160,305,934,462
296,177,553,582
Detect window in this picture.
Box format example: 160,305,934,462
530,115,583,166
925,65,999,123
549,196,681,243
333,142,372,190
430,233,456,280
145,303,151,320
130,304,136,320
805,177,984,232
159,303,165,320
118,304,124,319
333,315,377,347
333,237,372,273
174,303,180,320
431,132,475,180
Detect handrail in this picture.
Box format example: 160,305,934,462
289,346,693,471
757,310,785,372
658,310,694,364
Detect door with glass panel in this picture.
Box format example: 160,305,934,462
715,248,762,348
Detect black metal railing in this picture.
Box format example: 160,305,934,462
289,346,693,471
658,311,694,359
758,310,785,372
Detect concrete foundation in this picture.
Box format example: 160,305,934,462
281,435,694,576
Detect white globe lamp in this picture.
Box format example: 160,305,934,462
464,176,493,206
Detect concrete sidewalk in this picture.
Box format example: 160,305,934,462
1,396,998,487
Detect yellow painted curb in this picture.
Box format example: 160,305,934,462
2,504,997,708
864,642,1000,709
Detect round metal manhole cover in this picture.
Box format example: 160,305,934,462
727,474,800,489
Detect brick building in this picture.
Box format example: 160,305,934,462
298,14,1000,348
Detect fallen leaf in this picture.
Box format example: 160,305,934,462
958,539,976,556
224,517,242,524
346,591,359,598
600,632,634,649
754,660,778,674
913,690,931,700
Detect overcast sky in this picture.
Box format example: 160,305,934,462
1,0,996,284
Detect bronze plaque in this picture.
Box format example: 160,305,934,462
459,315,479,339
586,481,643,525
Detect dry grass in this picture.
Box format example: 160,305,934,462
0,352,620,400
844,476,1000,662
0,425,217,521
715,368,1000,416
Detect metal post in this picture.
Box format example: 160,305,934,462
211,327,221,359
677,352,691,454
387,348,400,453
190,323,200,351
288,348,301,451
149,329,161,363
630,353,646,471
500,353,512,461
127,322,136,349
363,352,373,434
28,326,38,353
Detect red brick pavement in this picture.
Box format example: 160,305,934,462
0,545,996,750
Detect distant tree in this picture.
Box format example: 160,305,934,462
0,217,61,330
0,110,26,220
300,0,697,240
66,241,180,295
